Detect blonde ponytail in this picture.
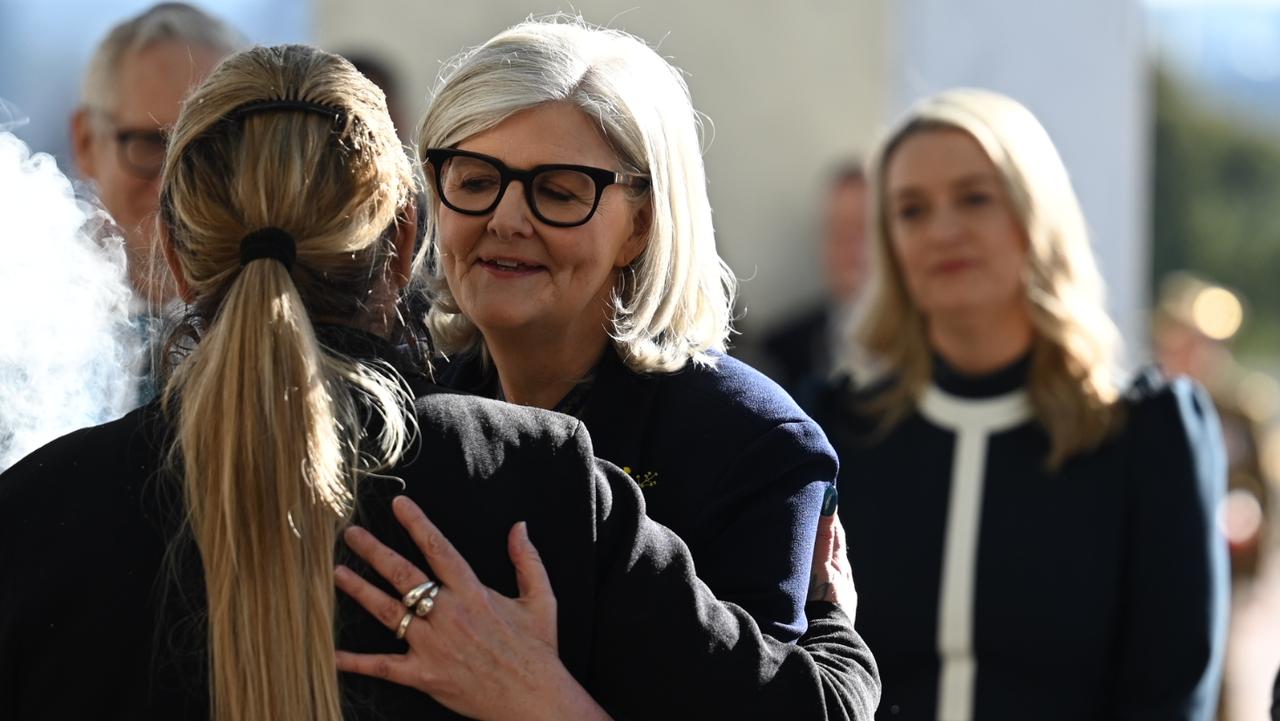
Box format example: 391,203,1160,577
159,45,417,721
170,259,353,719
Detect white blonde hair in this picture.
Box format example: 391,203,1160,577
853,87,1123,468
414,16,736,373
81,2,244,113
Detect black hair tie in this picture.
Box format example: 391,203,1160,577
239,227,296,270
227,98,347,129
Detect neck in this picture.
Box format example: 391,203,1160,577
312,279,401,340
928,305,1034,376
486,328,610,410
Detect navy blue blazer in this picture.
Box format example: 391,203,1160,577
439,346,839,641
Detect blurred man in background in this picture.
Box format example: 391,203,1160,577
70,2,242,306
758,161,869,411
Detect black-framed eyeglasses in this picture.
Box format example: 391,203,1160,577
92,110,169,179
424,147,649,228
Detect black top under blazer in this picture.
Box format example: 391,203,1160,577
439,346,839,642
816,356,1229,721
0,338,878,720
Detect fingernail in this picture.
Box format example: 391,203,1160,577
821,485,839,516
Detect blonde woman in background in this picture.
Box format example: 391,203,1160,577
814,88,1229,721
0,44,873,721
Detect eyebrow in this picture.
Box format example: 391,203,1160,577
890,172,998,201
950,172,998,188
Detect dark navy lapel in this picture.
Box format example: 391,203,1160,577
577,348,660,478
437,346,662,482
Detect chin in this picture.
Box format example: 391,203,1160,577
921,291,1003,316
469,309,539,335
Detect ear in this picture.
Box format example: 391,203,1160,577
615,199,652,268
70,107,99,180
390,200,417,290
158,224,194,303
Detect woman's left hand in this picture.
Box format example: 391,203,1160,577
335,495,610,721
807,487,857,617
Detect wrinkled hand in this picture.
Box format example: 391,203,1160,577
807,488,857,617
334,496,609,721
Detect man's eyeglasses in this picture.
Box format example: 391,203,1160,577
93,111,169,180
424,148,649,228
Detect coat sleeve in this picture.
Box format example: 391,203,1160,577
1113,376,1229,721
694,417,836,642
571,431,879,721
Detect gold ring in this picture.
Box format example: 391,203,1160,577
402,580,438,608
395,611,414,639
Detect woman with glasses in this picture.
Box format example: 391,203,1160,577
418,16,842,649
0,44,875,721
814,88,1228,720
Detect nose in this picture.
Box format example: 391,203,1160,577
487,179,535,241
925,206,966,246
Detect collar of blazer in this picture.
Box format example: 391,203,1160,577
576,346,662,480
439,345,663,483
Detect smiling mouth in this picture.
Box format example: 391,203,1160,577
478,257,546,273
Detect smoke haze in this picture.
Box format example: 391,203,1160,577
0,131,141,472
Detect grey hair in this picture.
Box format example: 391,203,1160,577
81,2,245,112
415,16,736,373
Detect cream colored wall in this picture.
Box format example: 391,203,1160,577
314,1,888,335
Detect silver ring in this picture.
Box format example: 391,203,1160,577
395,611,414,639
414,595,435,617
402,580,438,608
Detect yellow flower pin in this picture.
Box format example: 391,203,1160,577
621,466,658,489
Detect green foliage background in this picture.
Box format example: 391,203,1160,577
1153,66,1280,362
